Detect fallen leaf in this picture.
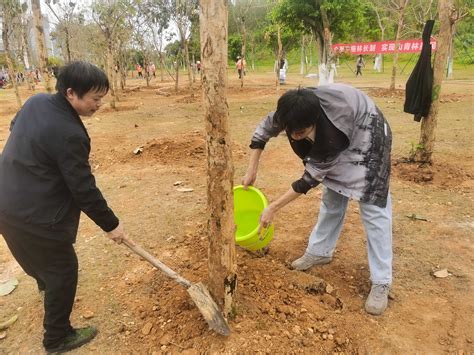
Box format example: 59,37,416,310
433,269,449,278
142,322,153,335
176,187,194,192
133,147,144,155
0,278,18,296
0,315,18,330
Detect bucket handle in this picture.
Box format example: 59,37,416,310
257,226,270,241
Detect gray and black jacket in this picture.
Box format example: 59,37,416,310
250,84,392,208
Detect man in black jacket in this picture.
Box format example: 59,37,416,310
0,61,127,353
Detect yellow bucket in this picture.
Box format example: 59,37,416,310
233,185,274,251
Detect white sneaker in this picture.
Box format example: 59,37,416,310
291,253,332,271
365,284,390,315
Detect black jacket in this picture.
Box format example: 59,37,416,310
404,20,435,122
0,93,119,242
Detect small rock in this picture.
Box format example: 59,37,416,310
322,333,328,340
326,284,334,294
292,325,301,335
0,331,6,340
176,187,194,192
173,181,183,186
82,311,94,319
141,322,153,335
328,334,334,340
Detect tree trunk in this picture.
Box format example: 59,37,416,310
390,0,409,91
106,42,117,108
31,0,53,93
65,27,72,63
160,53,165,81
183,40,194,97
199,0,237,318
276,24,282,89
1,5,22,109
175,52,180,93
240,17,247,88
412,0,454,164
319,6,335,85
300,34,305,75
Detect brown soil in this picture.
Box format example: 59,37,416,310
0,71,473,354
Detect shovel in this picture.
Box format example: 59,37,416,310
122,238,230,336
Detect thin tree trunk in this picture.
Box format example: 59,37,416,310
183,41,194,96
390,0,409,91
106,43,117,108
31,0,53,93
276,24,282,89
300,34,305,75
175,52,180,93
160,53,165,81
240,17,247,88
199,0,237,317
2,6,22,108
412,0,454,163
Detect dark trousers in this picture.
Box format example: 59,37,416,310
0,222,78,348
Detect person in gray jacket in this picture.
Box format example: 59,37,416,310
242,84,392,315
0,61,128,352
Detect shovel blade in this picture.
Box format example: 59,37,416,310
187,282,231,336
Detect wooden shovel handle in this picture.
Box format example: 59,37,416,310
122,239,192,288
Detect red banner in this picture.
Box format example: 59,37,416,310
332,39,437,55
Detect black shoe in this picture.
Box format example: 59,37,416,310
45,326,98,354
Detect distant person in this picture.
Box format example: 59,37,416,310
0,61,129,353
196,61,201,73
242,84,393,316
356,55,365,76
279,58,288,84
373,54,382,73
136,64,143,78
236,56,246,79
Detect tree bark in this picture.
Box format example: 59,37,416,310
31,0,53,93
390,0,409,91
199,0,237,318
412,0,454,163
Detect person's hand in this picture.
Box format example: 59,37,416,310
259,205,275,231
106,222,129,244
242,169,257,190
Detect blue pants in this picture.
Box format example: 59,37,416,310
306,186,393,285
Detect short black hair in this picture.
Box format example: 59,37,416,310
56,61,109,98
274,88,321,134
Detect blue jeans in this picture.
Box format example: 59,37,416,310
306,186,392,285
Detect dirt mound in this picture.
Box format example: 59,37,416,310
114,224,354,353
136,131,205,166
367,87,405,98
392,158,473,189
99,104,138,113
